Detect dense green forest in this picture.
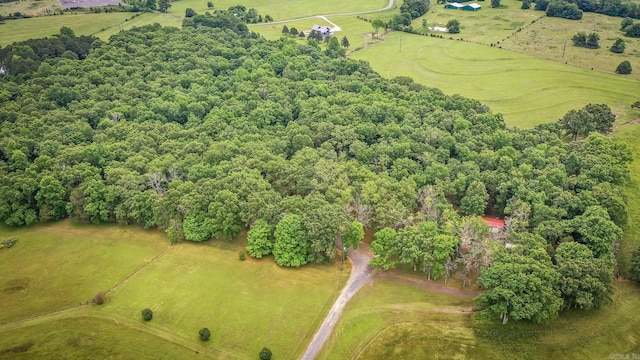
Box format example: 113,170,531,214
0,22,632,323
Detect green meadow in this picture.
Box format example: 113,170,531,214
0,223,348,358
319,279,640,359
0,12,138,46
350,31,640,128
168,0,388,21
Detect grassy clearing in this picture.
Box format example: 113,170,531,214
251,16,379,51
0,221,168,324
168,0,387,21
0,0,61,17
0,222,348,359
319,279,640,359
351,31,640,128
0,315,210,359
422,0,544,44
502,12,640,82
0,12,137,46
92,12,181,40
102,240,349,358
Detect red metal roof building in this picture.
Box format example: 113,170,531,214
482,217,505,229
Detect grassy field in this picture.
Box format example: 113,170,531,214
319,278,640,359
92,12,181,40
0,222,348,359
252,16,381,52
0,0,61,17
502,12,640,81
0,12,138,46
0,221,168,324
423,0,544,44
168,0,388,21
350,31,640,128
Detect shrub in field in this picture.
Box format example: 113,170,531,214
259,347,273,360
199,327,211,341
616,60,632,74
93,292,106,305
141,308,153,321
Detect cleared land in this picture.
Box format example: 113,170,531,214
319,278,640,359
0,12,138,46
0,0,62,17
350,31,640,128
501,12,640,82
0,222,348,359
168,0,388,21
0,222,168,324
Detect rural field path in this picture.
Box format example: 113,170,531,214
247,0,396,32
299,243,374,360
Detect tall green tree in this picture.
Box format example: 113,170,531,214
343,221,364,249
476,248,562,324
246,220,273,258
370,227,398,270
273,214,309,267
158,0,171,12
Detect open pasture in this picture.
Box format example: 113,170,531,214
0,222,348,359
319,278,640,359
351,31,640,128
501,12,640,81
423,0,544,44
92,12,181,40
168,0,388,21
0,12,136,46
0,0,61,17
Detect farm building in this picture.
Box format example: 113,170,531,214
444,2,464,9
312,25,333,36
462,3,482,10
482,217,505,234
445,2,482,10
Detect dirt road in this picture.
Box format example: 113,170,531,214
299,244,374,360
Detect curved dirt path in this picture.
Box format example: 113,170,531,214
249,0,395,29
299,243,374,360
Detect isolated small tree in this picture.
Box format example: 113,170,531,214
447,19,460,34
422,18,428,29
282,25,289,35
265,14,273,22
239,250,246,261
207,1,213,8
299,31,305,38
141,308,153,321
625,23,640,37
372,19,385,36
158,0,170,12
586,32,599,48
491,0,501,8
621,17,633,31
199,327,211,341
185,8,196,17
341,36,350,48
259,347,273,360
93,292,106,305
610,38,625,53
289,27,298,36
616,60,632,74
572,32,587,47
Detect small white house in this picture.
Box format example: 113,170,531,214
312,25,333,36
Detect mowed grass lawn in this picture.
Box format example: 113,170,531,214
0,0,62,17
168,0,388,21
0,221,168,324
319,279,640,359
351,31,640,128
0,222,349,359
102,241,349,358
92,12,181,40
0,12,137,46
